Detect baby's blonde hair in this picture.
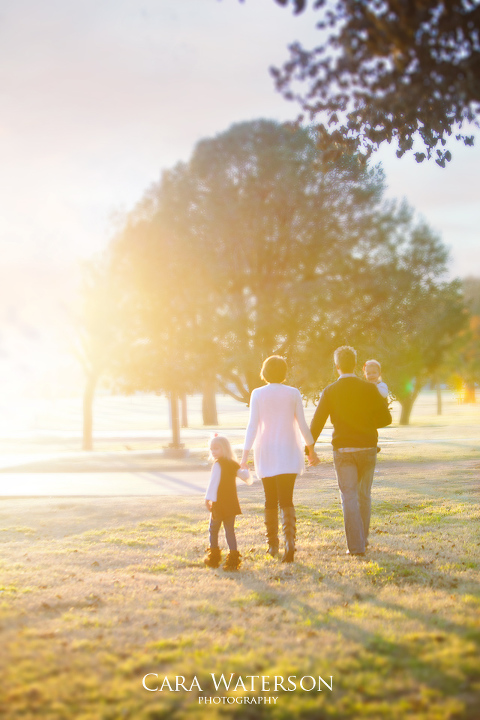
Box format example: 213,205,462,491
363,359,381,372
208,434,238,462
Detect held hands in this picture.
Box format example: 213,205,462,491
306,444,320,467
308,453,320,467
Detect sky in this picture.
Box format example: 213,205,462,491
1,0,479,399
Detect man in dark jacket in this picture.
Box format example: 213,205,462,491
310,346,392,555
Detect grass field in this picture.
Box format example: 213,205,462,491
0,397,479,719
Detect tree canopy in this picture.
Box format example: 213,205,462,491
101,120,464,423
108,201,210,400
270,0,480,166
130,120,391,403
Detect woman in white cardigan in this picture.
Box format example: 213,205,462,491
240,356,319,563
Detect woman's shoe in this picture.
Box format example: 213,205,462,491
281,507,296,563
204,547,222,568
264,508,279,557
223,550,241,571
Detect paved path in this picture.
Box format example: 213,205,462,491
0,470,213,497
0,433,475,475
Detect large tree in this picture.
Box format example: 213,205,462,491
108,201,214,442
74,255,129,450
269,0,480,166
105,120,389,406
149,120,390,403
108,119,463,425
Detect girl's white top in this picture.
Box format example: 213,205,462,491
205,464,252,502
243,383,314,479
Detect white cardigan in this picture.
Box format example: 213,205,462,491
243,383,314,479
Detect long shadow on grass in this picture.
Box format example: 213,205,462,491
379,595,480,646
362,547,480,594
200,558,475,711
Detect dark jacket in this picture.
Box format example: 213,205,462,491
212,458,242,521
310,376,392,449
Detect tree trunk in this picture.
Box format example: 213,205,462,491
463,383,476,403
399,395,415,426
181,393,188,428
436,384,442,416
82,373,98,451
169,391,182,448
202,380,218,425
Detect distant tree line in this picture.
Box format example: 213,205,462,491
77,120,474,449
446,275,480,405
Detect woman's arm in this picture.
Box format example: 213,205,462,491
294,389,315,446
241,390,259,468
236,467,253,485
294,389,320,466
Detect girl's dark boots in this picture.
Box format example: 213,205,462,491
204,547,222,568
264,508,279,557
281,507,296,563
223,550,241,571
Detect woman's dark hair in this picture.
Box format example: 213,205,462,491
260,355,287,384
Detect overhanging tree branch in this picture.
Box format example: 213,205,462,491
270,0,480,166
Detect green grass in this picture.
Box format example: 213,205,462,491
1,414,480,719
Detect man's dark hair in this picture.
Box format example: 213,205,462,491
334,346,357,374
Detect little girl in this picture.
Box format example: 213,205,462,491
204,434,252,571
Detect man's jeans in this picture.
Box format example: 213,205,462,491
333,448,377,554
